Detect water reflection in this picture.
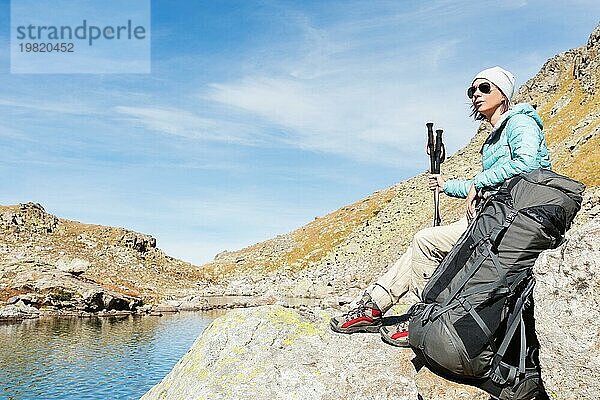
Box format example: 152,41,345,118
0,311,223,400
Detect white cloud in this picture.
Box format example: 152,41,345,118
204,46,469,167
0,97,99,115
0,124,30,141
500,0,528,9
113,105,267,146
186,4,480,168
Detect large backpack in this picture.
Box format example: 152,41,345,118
408,169,585,400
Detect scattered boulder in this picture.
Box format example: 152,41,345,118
1,260,143,313
7,292,40,305
102,292,138,311
0,203,59,234
56,258,90,276
120,231,157,253
81,289,106,311
152,303,179,313
141,305,485,400
0,299,40,320
533,218,600,400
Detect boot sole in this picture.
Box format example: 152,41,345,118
329,319,382,334
380,330,411,348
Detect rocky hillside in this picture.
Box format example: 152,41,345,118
198,23,600,300
516,23,600,186
0,202,210,315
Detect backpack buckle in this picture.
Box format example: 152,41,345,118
505,210,518,224
459,297,472,311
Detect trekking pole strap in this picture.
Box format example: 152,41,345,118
433,188,441,227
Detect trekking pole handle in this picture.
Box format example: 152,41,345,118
426,122,443,226
426,122,435,173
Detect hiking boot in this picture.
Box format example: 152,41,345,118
380,316,410,347
329,292,382,334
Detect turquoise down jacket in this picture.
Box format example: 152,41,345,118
443,103,552,198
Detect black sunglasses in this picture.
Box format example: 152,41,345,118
467,82,492,98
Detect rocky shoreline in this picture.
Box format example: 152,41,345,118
0,293,332,322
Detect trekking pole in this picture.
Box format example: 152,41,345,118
426,123,446,226
434,128,446,225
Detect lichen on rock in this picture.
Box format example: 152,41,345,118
141,305,486,400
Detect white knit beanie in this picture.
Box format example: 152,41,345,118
472,66,516,100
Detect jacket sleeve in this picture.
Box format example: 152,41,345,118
443,179,472,198
472,115,542,190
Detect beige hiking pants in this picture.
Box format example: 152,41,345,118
368,216,468,312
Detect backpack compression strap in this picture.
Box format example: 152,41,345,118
490,277,536,385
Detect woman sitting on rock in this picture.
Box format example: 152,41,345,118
330,66,552,347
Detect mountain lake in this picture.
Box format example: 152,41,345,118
0,311,223,399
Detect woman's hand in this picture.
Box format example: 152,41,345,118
466,183,478,221
428,174,445,191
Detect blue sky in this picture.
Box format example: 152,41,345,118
0,1,598,264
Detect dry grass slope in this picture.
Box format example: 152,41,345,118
200,186,399,278
285,188,398,269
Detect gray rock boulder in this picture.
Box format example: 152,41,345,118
0,202,59,233
142,305,486,400
1,259,142,312
56,257,90,276
120,231,157,253
0,299,40,320
533,218,600,400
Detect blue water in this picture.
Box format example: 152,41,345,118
0,311,222,399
